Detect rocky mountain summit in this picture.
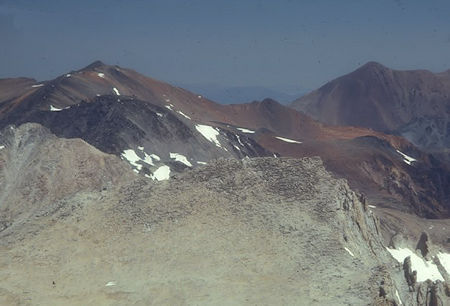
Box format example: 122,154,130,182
2,61,449,218
291,62,450,157
1,60,450,305
1,123,449,305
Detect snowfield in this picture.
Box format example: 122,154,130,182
50,105,63,112
437,252,450,275
170,153,192,167
150,153,160,161
396,150,417,165
152,165,170,181
275,136,302,144
236,134,245,146
195,124,222,148
177,111,191,119
121,149,170,180
386,247,444,282
121,149,143,170
237,127,255,134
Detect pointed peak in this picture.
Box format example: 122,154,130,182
249,98,281,108
358,61,389,72
82,60,107,71
260,98,280,105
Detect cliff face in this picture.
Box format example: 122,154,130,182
0,124,403,304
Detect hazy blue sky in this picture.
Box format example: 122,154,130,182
1,0,449,93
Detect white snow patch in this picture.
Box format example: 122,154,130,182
170,152,192,167
121,149,143,170
275,136,302,144
386,247,444,282
344,247,355,257
195,124,222,148
236,134,244,146
133,169,139,173
156,112,163,117
105,281,116,287
31,84,44,88
121,148,157,167
98,73,105,78
233,145,241,152
197,161,207,165
237,127,255,134
50,105,63,112
177,111,191,119
165,98,171,102
96,94,101,97
198,95,202,98
437,252,450,275
142,152,155,166
395,290,403,305
165,104,174,111
396,150,417,165
368,205,376,209
113,87,120,96
150,154,160,161
152,165,170,181
0,145,5,150
66,74,71,77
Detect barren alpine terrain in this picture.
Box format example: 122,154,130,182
2,1,450,304
0,124,411,305
0,124,449,305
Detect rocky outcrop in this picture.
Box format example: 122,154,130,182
0,123,134,241
404,256,418,291
416,281,449,306
416,232,431,258
0,127,406,305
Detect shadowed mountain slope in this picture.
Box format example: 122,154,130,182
1,61,450,217
291,62,450,153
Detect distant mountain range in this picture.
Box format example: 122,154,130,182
2,60,450,305
291,61,450,157
1,60,449,218
176,83,305,104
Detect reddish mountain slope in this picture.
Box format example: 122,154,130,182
291,62,450,152
1,61,449,217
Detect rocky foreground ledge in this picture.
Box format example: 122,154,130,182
0,124,448,305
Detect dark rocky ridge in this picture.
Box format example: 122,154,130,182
1,61,450,218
